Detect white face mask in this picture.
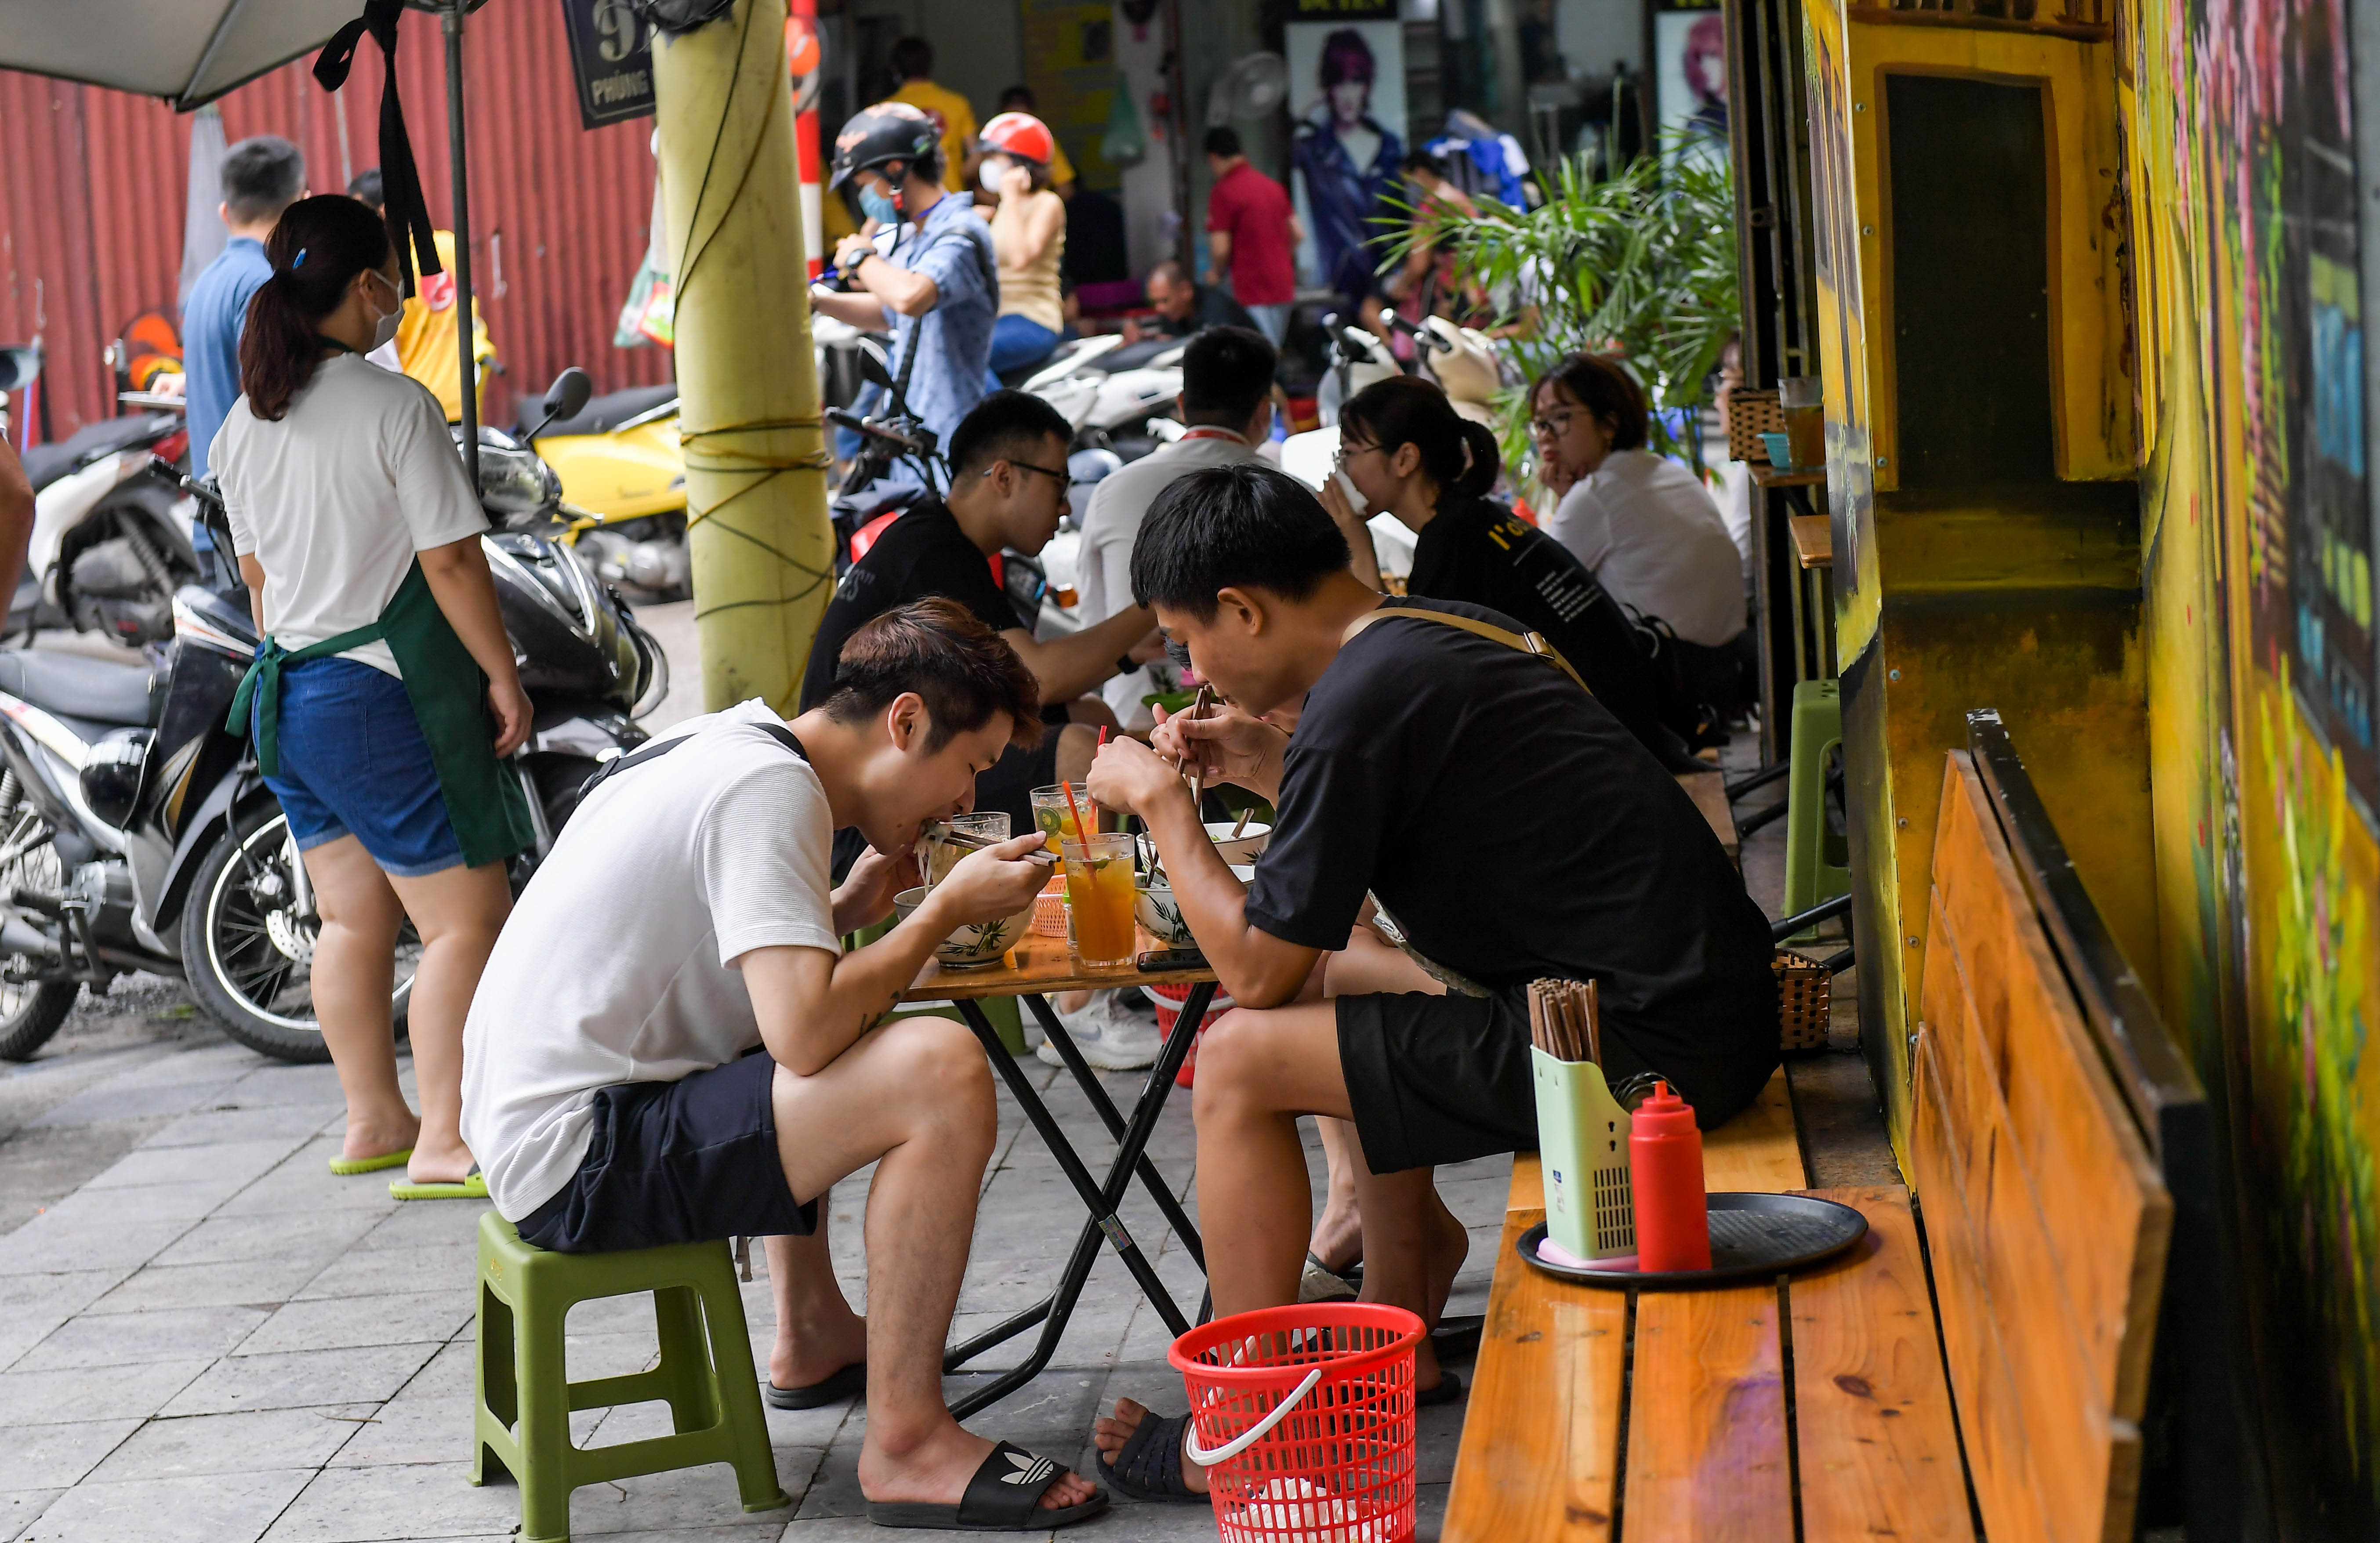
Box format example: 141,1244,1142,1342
364,272,402,351
979,159,1010,195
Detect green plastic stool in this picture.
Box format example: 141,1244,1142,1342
1782,679,1851,929
471,1212,789,1542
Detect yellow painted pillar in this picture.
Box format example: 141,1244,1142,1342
651,0,834,711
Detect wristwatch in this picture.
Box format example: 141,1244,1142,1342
1115,654,1139,677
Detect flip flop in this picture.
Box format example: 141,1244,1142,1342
867,1440,1108,1531
388,1166,488,1201
328,1147,412,1176
1096,1410,1205,1504
763,1360,865,1410
1299,1252,1357,1303
1417,1370,1466,1407
1433,1314,1484,1363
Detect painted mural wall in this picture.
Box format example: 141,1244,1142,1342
2122,0,2380,1518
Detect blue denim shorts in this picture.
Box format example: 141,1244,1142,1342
257,656,467,878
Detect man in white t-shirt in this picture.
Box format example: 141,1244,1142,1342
460,598,1108,1529
1078,326,1280,729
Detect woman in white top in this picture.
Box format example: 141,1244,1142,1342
214,196,530,1199
978,112,1069,377
1530,352,1753,714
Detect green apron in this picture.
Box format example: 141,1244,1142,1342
227,559,538,870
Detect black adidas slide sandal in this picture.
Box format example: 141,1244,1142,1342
867,1440,1108,1531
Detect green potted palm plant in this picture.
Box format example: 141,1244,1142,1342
1384,137,1740,487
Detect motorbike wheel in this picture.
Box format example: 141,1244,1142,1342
0,789,77,1062
180,804,421,1064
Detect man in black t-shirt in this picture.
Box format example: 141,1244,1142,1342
800,391,1162,829
1079,463,1776,1501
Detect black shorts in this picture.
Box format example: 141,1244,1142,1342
1334,988,1774,1174
515,1050,817,1254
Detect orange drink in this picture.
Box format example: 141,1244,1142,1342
1060,833,1136,967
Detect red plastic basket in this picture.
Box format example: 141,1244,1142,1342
1170,1303,1424,1543
1145,979,1232,1088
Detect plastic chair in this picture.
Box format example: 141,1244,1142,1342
1782,679,1850,929
472,1212,789,1542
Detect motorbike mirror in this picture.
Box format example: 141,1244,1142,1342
0,346,39,395
523,366,594,445
856,349,895,392
543,367,593,421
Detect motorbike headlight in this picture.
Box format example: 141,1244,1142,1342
478,443,559,514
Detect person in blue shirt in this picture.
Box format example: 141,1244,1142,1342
183,136,306,477
815,104,998,460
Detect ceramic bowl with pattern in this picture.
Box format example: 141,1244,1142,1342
892,886,1034,968
1133,884,1198,947
1207,820,1271,866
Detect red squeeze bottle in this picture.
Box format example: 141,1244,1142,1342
1629,1081,1712,1271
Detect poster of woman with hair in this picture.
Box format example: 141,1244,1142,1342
1287,22,1406,312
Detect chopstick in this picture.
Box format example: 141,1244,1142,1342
929,826,1056,863
1091,726,1108,830
1527,977,1603,1065
1230,807,1254,839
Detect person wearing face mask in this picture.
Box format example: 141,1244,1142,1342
976,112,1070,379
212,195,533,1201
817,103,1000,462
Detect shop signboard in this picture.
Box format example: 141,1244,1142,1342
560,0,656,130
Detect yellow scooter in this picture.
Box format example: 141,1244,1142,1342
523,380,689,598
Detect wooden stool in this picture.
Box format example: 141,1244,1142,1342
471,1211,789,1542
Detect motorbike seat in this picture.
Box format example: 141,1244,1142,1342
0,651,157,727
19,413,177,493
533,384,680,441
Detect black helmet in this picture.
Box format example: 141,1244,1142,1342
831,102,942,189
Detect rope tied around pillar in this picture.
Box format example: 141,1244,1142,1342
678,415,836,619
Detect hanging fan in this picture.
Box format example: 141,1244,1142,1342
1205,51,1288,127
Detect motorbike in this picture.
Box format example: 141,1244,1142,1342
1279,311,1510,582
4,343,198,652
1017,333,1187,461
524,375,690,601
0,369,667,1065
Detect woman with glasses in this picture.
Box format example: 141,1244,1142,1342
1529,353,1752,727
213,195,531,1200
1319,375,1708,769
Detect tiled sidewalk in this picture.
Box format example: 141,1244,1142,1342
0,1025,1502,1542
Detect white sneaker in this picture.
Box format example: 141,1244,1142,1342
1039,991,1163,1071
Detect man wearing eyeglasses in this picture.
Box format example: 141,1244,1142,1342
800,391,1160,840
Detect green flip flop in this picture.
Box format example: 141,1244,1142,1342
388,1166,488,1201
329,1147,414,1176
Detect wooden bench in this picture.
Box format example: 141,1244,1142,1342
1677,770,1741,867
1445,731,2188,1541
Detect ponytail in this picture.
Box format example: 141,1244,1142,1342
239,194,394,421
1340,374,1502,505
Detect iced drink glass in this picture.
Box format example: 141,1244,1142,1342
1060,833,1137,967
924,812,1009,888
1030,784,1090,875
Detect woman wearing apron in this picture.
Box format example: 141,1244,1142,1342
214,196,535,1199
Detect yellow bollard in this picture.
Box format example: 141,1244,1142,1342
651,0,834,712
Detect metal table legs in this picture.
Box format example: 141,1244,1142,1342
940,982,1213,1419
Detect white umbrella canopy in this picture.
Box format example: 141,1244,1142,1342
0,0,367,109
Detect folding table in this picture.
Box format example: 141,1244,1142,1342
900,930,1217,1418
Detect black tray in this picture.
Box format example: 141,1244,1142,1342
1517,1193,1868,1289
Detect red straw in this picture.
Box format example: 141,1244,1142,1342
1061,773,1091,857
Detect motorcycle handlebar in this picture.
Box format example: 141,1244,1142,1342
824,406,928,456
159,456,224,511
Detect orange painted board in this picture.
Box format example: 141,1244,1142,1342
1622,1284,1792,1543
1789,514,1834,568
1789,1185,1976,1543
1442,1210,1625,1542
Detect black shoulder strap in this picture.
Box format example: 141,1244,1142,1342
577,720,808,804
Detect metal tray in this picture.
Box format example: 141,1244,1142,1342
1517,1193,1868,1289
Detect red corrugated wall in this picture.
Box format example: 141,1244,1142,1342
0,4,672,442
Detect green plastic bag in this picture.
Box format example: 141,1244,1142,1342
1100,73,1147,167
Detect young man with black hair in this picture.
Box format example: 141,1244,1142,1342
800,390,1157,833
1077,326,1279,729
185,136,306,475
1079,462,1778,1500
462,600,1108,1531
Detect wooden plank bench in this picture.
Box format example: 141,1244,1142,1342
1444,746,2176,1542
1677,769,1741,867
